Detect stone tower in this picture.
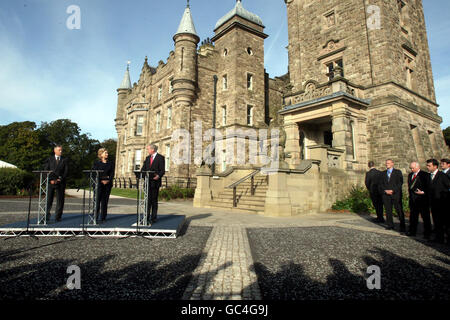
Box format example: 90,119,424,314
281,0,448,172
211,0,268,165
172,3,200,177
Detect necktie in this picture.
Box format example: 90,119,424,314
431,173,435,181
412,173,417,181
150,156,154,166
56,157,60,165
387,170,391,180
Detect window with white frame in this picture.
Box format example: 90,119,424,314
247,105,254,126
167,106,172,129
222,106,227,126
136,116,144,136
221,150,227,172
134,149,142,170
169,78,173,93
158,85,162,100
222,75,228,90
128,150,133,171
165,144,170,171
156,111,161,133
247,73,253,90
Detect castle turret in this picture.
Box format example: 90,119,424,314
172,2,200,177
116,61,132,121
172,2,199,108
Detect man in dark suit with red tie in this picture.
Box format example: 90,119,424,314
141,144,165,225
427,159,450,243
365,161,384,223
406,162,431,239
378,159,405,231
43,145,69,222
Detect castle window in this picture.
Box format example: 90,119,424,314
222,106,227,126
165,144,171,172
404,54,414,90
156,111,161,133
121,154,125,175
350,121,356,160
167,106,172,129
128,150,133,171
247,105,254,126
169,78,173,93
223,75,228,90
246,47,253,55
223,49,228,57
134,149,142,171
324,10,336,28
136,116,144,136
158,85,162,100
221,150,227,172
247,73,253,90
326,59,344,81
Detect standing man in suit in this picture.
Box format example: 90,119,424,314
365,161,384,223
43,145,69,222
427,159,450,243
141,144,165,225
441,158,450,179
406,162,432,239
379,159,405,231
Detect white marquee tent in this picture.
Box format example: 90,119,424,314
0,160,18,169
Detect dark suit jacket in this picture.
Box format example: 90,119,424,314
141,153,165,188
378,168,403,199
43,155,69,184
365,168,381,195
428,171,450,201
407,170,429,206
444,169,450,180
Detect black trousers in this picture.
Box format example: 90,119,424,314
430,201,446,242
146,181,160,223
382,194,405,229
46,183,66,220
370,192,384,221
95,182,112,221
408,200,431,237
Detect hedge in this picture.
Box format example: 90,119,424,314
0,168,34,196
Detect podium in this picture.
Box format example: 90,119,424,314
134,170,155,226
82,170,104,226
32,170,53,225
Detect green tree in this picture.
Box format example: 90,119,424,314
38,119,100,186
0,122,48,172
100,138,117,164
443,126,450,147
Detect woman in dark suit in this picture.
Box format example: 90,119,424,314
92,148,114,223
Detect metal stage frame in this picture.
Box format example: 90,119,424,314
134,170,155,227
32,170,52,225
82,169,104,226
0,214,185,239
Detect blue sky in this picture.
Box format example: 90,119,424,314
0,0,448,141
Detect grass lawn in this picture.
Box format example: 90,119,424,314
110,188,138,199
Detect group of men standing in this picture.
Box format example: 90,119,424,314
365,158,450,244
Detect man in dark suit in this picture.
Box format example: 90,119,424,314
141,144,165,225
378,159,405,231
406,162,431,239
43,145,69,222
441,158,450,179
427,159,450,243
365,161,384,223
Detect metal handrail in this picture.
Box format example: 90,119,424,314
226,170,260,207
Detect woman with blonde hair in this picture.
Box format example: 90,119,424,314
91,148,114,223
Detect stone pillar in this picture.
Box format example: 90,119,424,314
308,145,328,173
284,122,300,167
331,102,353,169
193,167,212,207
263,171,292,217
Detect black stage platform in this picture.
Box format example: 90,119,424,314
0,214,185,239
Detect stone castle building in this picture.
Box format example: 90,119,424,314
115,0,449,215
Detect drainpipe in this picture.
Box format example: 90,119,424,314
212,75,218,175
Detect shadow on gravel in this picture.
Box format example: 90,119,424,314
0,251,205,300
251,247,450,300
